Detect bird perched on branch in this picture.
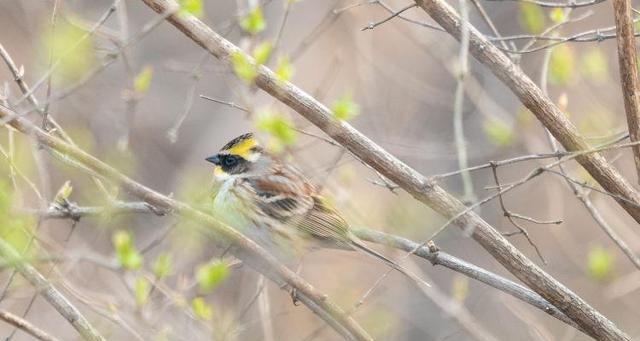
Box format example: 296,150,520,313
206,133,429,290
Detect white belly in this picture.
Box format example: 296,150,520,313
211,179,300,260
212,179,252,228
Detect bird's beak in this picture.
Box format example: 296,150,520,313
205,155,220,165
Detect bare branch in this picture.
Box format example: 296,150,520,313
0,104,372,341
0,238,104,341
0,310,61,341
612,0,640,183
199,95,249,112
433,132,629,179
137,0,632,338
489,163,547,264
412,0,640,251
370,0,444,31
26,200,579,332
354,228,583,333
546,169,640,270
484,0,605,8
361,3,417,31
15,0,120,106
452,0,476,204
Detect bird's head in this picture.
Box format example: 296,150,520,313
205,133,265,180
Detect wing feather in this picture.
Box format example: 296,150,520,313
241,165,352,249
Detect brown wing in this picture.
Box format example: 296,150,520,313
243,164,352,248
243,164,315,220
292,195,352,248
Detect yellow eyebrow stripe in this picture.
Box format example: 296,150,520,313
226,137,257,158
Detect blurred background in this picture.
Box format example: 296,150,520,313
0,0,639,340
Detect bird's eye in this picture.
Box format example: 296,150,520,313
223,155,238,167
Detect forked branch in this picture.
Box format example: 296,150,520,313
0,104,371,341
137,0,630,339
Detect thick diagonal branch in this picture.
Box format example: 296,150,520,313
0,238,104,341
612,0,640,182
0,105,371,341
412,0,640,226
28,202,580,331
137,0,630,339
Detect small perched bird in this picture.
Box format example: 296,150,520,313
206,133,428,288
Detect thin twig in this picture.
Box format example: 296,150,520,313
432,132,629,180
19,199,580,332
361,3,417,31
15,0,120,106
166,52,210,143
0,238,105,341
490,163,547,264
0,310,61,341
0,103,372,341
546,170,640,270
370,0,444,31
272,0,293,56
484,0,605,7
140,1,632,337
42,0,60,131
413,0,640,234
468,0,509,51
452,0,476,204
537,34,640,271
492,17,640,54
199,95,249,112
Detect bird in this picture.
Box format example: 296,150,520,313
205,132,429,290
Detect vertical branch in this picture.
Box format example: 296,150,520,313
412,0,640,226
0,103,373,341
453,0,476,204
136,1,632,338
612,0,640,183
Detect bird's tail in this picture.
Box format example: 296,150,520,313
350,238,430,289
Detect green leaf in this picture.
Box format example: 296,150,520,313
0,181,33,258
587,246,614,281
275,56,294,83
42,15,95,84
53,180,73,206
230,52,258,84
549,8,565,24
482,117,514,146
580,48,608,83
112,230,142,270
360,307,395,337
191,297,213,321
103,146,137,175
331,94,360,121
519,3,545,34
240,6,266,35
196,261,229,293
133,66,153,94
134,276,150,308
152,253,172,279
450,275,469,303
549,45,574,85
178,0,203,18
253,41,272,65
578,107,614,137
255,110,297,150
